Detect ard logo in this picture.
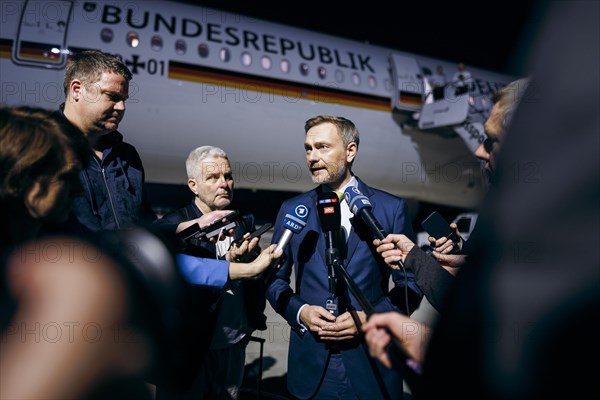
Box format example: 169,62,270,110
295,205,308,217
285,220,300,230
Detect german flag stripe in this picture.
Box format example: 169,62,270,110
0,39,392,112
0,38,13,59
17,40,62,63
398,91,423,107
169,60,390,111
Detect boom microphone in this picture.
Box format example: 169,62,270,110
274,203,310,252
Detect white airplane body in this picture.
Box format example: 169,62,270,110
0,0,516,209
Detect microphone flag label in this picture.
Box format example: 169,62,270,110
318,198,338,204
284,203,310,233
295,205,308,217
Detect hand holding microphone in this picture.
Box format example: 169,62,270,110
343,187,422,384
374,234,415,270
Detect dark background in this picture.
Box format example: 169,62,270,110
173,0,543,74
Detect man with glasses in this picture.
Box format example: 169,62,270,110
373,78,531,309
430,78,531,258
474,78,530,182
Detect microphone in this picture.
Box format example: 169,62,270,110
264,203,310,284
317,191,342,294
343,186,405,270
274,203,310,253
343,187,420,383
344,186,386,240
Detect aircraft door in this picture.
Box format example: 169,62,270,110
13,0,73,69
389,53,423,112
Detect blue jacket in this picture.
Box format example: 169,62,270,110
266,177,422,399
71,130,156,232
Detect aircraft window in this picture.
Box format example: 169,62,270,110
175,40,186,55
351,72,361,86
318,66,327,79
127,32,140,48
368,75,377,89
101,28,114,43
198,43,209,58
335,70,344,83
280,59,290,73
241,52,252,66
383,78,392,92
220,48,231,63
261,56,272,70
151,35,163,51
299,63,309,76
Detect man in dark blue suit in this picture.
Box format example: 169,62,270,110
266,116,422,399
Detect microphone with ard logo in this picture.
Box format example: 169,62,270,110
274,203,311,253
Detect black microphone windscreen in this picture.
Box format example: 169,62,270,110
317,191,341,232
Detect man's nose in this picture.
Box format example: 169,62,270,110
307,151,319,163
473,144,489,161
217,176,228,187
114,100,126,111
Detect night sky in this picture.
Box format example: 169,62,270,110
175,0,542,74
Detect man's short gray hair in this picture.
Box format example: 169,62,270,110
493,78,530,131
185,146,228,179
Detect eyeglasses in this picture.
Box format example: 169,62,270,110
482,136,499,153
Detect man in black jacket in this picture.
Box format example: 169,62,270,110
61,50,156,232
155,145,267,400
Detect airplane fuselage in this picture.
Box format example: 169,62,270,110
0,0,516,209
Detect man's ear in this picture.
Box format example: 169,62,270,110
24,182,43,218
187,179,198,195
346,142,357,164
69,79,82,101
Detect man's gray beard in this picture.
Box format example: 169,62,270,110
311,167,345,185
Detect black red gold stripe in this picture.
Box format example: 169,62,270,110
17,40,62,63
1,39,392,112
169,60,390,111
0,38,13,59
398,91,422,107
